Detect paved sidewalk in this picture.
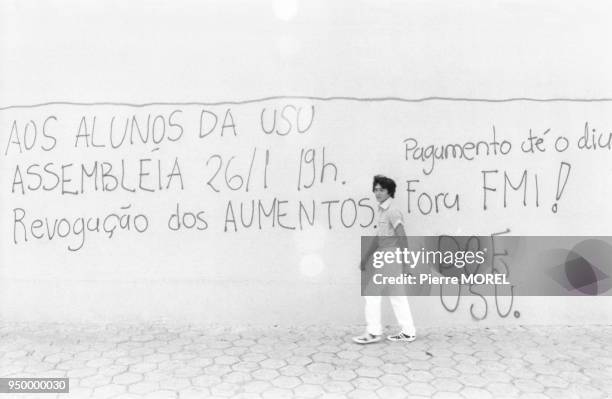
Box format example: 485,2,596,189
1,322,611,399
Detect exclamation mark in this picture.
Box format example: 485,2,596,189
552,161,571,213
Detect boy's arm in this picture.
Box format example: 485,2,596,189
394,223,409,249
388,207,408,250
394,223,410,273
385,207,409,264
360,236,379,270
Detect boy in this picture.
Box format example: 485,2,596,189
353,175,417,344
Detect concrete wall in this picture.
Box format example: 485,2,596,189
2,1,612,327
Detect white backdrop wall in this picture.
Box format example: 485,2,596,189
1,0,612,327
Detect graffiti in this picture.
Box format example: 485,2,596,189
435,229,519,320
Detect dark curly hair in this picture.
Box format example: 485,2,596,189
372,175,396,198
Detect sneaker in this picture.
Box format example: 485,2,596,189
352,332,382,344
387,332,416,342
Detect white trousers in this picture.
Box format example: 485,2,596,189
364,296,416,336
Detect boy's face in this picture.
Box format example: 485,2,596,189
373,184,390,203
